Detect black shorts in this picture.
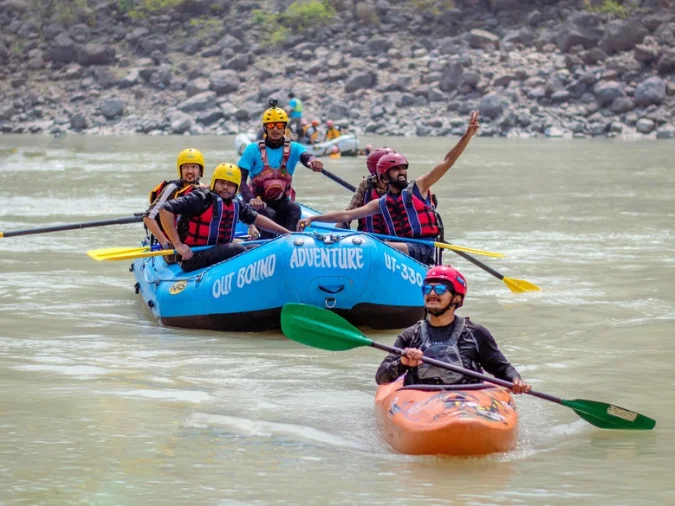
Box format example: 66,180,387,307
407,243,435,265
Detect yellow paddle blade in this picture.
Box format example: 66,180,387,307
94,249,176,261
503,277,540,293
87,246,150,261
433,242,505,258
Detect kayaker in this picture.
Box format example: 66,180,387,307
375,265,532,394
297,111,480,264
238,99,324,238
159,163,290,272
286,92,303,137
143,148,204,250
336,147,392,232
323,120,341,142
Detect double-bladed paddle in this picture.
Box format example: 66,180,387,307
280,303,656,431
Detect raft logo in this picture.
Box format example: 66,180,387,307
290,247,364,269
211,254,277,299
169,280,188,295
383,252,424,287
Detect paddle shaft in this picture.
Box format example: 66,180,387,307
371,340,562,404
318,168,357,192
1,215,143,238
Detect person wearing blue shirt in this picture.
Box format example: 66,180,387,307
287,92,303,137
238,99,323,237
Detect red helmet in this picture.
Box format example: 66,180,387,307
366,147,394,176
326,120,334,127
425,265,467,306
311,119,320,126
376,152,409,179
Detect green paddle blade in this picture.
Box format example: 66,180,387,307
280,303,373,351
563,399,656,431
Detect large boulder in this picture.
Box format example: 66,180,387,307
77,43,115,66
439,62,464,92
593,81,625,107
137,35,167,56
599,19,648,55
186,77,211,97
478,93,504,119
208,69,240,95
46,33,77,64
469,29,500,49
177,91,217,113
555,12,604,53
100,99,125,119
634,76,666,106
344,71,377,93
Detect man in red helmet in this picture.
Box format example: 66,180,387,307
375,266,531,393
336,147,393,232
297,112,480,264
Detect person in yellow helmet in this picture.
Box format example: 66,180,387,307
237,98,324,238
323,120,341,142
143,148,204,250
159,163,291,272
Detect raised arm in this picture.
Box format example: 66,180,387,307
416,111,480,196
297,199,381,230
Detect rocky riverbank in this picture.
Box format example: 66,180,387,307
1,0,674,139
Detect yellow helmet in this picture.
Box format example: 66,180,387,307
261,103,288,125
176,148,205,178
210,163,241,191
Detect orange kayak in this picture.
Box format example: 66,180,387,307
374,378,519,456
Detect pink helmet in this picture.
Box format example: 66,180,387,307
424,265,467,306
366,147,394,176
326,120,334,127
376,152,409,179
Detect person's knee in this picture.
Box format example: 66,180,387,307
287,202,302,220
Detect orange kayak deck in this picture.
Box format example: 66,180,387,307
374,379,518,456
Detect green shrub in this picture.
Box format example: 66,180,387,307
252,0,336,45
126,0,185,19
584,0,630,18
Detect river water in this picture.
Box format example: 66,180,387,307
0,135,673,506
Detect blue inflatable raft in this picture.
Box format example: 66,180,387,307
132,205,427,331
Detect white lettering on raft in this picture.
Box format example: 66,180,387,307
290,247,364,269
384,252,424,287
212,254,276,298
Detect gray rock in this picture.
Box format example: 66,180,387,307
0,42,8,64
178,91,217,113
47,33,77,64
223,54,249,71
527,10,542,27
634,43,660,63
367,37,392,55
217,34,244,53
328,102,350,118
635,118,655,133
137,35,167,56
478,93,503,119
197,109,224,126
599,19,648,55
70,112,88,130
551,90,570,102
209,69,240,95
458,72,480,88
170,112,194,134
344,72,377,93
428,88,445,102
469,29,500,49
610,96,635,113
439,63,463,92
0,104,16,121
398,94,416,107
555,22,604,53
657,49,675,75
92,67,118,89
186,77,211,97
118,69,140,89
656,126,674,139
68,23,90,43
580,47,608,64
78,43,115,66
593,81,625,107
634,76,666,106
100,99,125,119
27,55,45,70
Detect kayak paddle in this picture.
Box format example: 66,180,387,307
87,239,270,261
280,303,655,431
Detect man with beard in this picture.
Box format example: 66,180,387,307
238,99,324,238
159,163,290,273
144,148,205,249
297,112,480,264
375,265,531,393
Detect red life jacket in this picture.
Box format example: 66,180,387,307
180,196,239,246
148,179,195,204
378,182,439,239
357,178,387,234
250,139,294,202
